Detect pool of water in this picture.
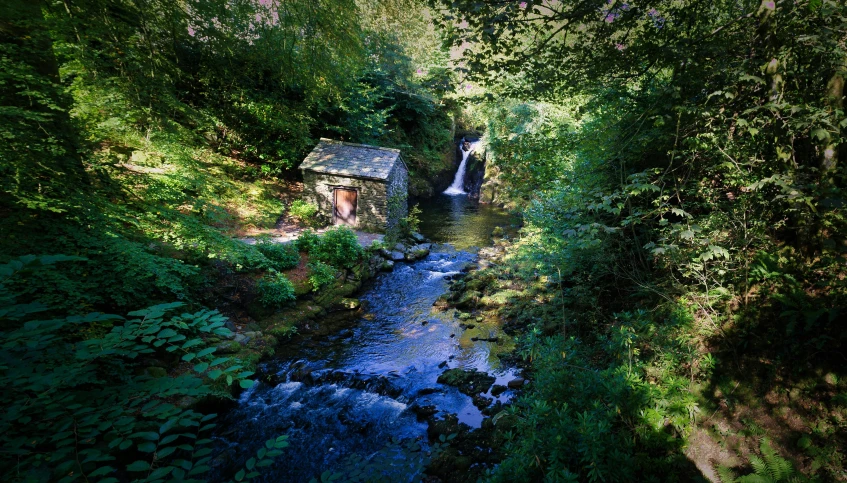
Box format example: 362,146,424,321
212,197,520,481
415,195,520,250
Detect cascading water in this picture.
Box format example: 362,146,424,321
211,201,521,482
443,139,476,195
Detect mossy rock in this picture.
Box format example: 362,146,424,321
260,301,324,329
315,281,360,307
216,340,242,355
465,274,495,292
455,290,482,310
437,368,495,396
292,279,312,297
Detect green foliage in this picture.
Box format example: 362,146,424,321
718,438,812,483
307,261,338,292
289,200,320,227
399,204,422,236
492,307,703,482
233,436,290,482
295,229,320,254
0,255,258,482
308,227,364,269
255,240,301,271
255,273,296,308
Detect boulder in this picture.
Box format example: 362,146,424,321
394,243,405,252
390,251,405,262
455,290,482,309
437,368,496,396
507,378,526,389
380,260,395,271
411,232,426,243
490,385,507,397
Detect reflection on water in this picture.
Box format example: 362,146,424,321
415,195,520,250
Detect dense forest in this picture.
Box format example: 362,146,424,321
2,0,846,482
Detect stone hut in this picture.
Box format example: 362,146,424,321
300,138,408,233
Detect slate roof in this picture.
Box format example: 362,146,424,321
299,138,403,181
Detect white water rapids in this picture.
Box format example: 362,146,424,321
442,139,477,195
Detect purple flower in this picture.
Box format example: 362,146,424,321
647,8,658,16
519,1,527,8
616,43,626,50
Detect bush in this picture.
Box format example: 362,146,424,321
296,229,321,253
398,204,422,236
310,226,364,269
255,240,300,270
0,256,259,482
307,261,338,292
255,272,296,308
289,200,319,226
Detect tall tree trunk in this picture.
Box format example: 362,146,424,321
822,56,846,180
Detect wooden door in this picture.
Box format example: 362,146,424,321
333,188,357,226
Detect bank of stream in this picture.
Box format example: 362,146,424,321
211,195,521,481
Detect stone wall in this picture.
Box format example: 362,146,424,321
301,171,390,232
385,162,408,232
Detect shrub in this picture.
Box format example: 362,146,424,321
289,200,319,226
0,256,261,483
310,226,363,269
399,204,422,236
308,261,338,292
255,272,296,308
256,240,300,270
296,229,321,253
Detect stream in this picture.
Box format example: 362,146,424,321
213,193,519,481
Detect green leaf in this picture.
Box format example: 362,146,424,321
157,329,178,338
126,460,150,472
235,469,246,482
239,379,254,389
131,432,159,441
147,466,174,480
194,362,209,373
138,442,157,453
87,466,115,477
246,457,256,470
197,347,217,358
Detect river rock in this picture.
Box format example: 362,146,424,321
490,385,507,397
216,340,242,354
472,394,492,409
437,368,496,396
379,248,393,259
338,298,360,310
234,333,250,345
507,377,526,389
411,232,426,243
410,403,438,421
455,290,481,309
405,245,430,261
225,320,237,333
380,260,395,271
393,243,405,252
390,251,405,262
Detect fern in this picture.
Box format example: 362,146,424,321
718,438,814,483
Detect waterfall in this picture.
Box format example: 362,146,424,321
443,139,475,195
